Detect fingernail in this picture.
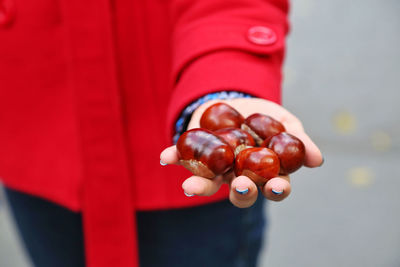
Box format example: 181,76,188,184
319,157,325,167
184,192,195,197
235,188,249,195
160,159,168,166
272,189,283,195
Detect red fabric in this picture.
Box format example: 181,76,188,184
0,0,289,266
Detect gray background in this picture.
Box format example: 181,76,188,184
261,0,400,266
1,0,399,266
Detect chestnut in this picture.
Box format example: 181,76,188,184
234,147,280,186
176,128,235,178
263,132,306,175
214,128,255,155
241,113,285,146
200,103,244,131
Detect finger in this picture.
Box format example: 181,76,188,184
160,145,179,165
291,130,323,168
262,176,291,202
182,175,224,197
229,176,258,208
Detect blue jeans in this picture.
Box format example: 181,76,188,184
5,187,266,267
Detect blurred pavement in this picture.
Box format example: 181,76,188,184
1,0,399,266
262,0,400,266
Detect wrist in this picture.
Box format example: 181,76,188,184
173,91,253,144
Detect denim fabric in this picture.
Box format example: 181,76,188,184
5,187,85,267
5,187,266,267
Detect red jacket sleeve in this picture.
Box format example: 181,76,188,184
166,0,290,140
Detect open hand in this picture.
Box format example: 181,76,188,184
160,98,323,208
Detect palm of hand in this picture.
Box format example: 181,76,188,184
160,98,323,208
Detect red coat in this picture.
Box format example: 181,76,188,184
0,0,289,266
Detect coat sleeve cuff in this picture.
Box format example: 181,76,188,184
166,50,283,142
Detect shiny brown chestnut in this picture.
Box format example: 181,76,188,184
234,147,280,186
241,113,285,146
262,132,306,175
200,103,244,131
176,128,235,178
214,128,255,155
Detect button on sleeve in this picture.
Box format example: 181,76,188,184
247,26,277,46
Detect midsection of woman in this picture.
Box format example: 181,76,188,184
0,0,289,266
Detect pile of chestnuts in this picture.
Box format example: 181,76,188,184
176,103,306,186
